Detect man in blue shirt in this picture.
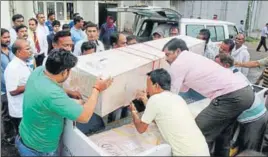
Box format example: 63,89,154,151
1,28,15,144
70,16,86,45
68,13,80,28
45,12,55,33
99,16,117,50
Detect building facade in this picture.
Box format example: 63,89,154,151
1,1,267,32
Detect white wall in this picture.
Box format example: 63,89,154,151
13,1,35,22
1,1,11,29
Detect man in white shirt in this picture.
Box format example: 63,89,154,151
197,29,219,60
73,22,104,56
129,68,210,156
9,14,24,46
28,18,48,66
238,20,245,34
232,33,250,76
256,23,268,52
4,39,33,137
36,13,50,37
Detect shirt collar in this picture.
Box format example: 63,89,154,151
13,56,27,66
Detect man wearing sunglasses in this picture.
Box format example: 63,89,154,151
231,34,250,76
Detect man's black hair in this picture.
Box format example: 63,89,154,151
199,29,211,44
74,16,83,25
28,18,38,25
52,20,61,27
84,22,98,30
45,48,78,75
127,35,136,43
81,41,96,54
110,33,120,47
223,39,235,52
1,28,9,36
47,12,55,18
12,14,24,22
162,38,189,52
53,30,71,43
36,13,44,19
147,68,171,91
15,24,28,33
240,20,244,23
62,24,70,30
73,13,80,18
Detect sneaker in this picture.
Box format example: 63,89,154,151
257,50,261,52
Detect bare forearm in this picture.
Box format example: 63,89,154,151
131,111,143,133
238,61,260,68
83,89,100,121
10,86,25,96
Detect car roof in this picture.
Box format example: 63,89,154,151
181,18,236,25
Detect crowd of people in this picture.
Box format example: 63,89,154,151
1,11,268,157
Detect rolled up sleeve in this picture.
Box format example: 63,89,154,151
258,57,268,67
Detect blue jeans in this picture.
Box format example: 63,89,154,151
15,135,58,156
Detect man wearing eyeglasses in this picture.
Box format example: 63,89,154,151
231,34,250,76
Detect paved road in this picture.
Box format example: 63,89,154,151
1,41,268,156
246,41,268,83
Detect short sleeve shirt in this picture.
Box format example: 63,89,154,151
258,57,268,67
141,91,210,156
19,66,83,153
4,56,31,118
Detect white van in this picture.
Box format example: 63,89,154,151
108,5,239,43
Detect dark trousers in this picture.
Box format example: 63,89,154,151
238,112,268,152
34,53,45,67
11,117,22,134
195,86,254,157
1,94,13,140
257,36,268,51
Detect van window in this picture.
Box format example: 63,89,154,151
206,26,216,42
186,25,205,38
206,25,225,42
215,26,225,41
228,25,238,39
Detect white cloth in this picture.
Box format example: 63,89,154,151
238,24,245,33
261,26,268,37
204,40,219,60
73,39,105,56
28,30,48,56
9,28,17,47
141,91,210,156
4,56,31,118
232,45,250,76
37,24,50,37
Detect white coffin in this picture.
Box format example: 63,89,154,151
64,36,205,117
64,47,166,117
143,35,205,56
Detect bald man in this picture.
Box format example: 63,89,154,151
110,33,127,49
232,34,250,76
4,39,33,141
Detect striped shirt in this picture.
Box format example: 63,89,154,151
262,68,268,88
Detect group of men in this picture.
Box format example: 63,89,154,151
1,10,268,157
